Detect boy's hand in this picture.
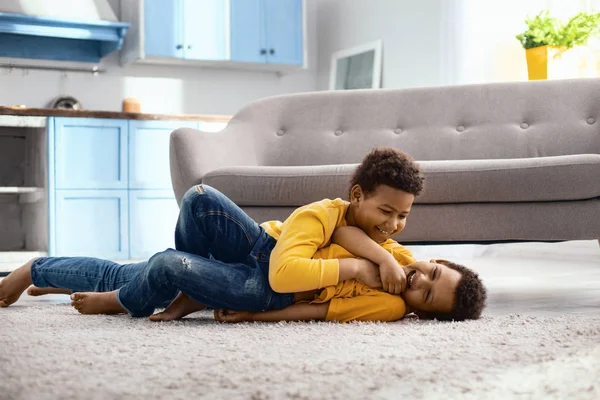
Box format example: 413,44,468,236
354,258,383,288
379,259,406,294
214,309,255,323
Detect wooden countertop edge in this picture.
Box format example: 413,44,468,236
0,107,232,123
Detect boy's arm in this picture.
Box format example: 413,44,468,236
332,226,395,265
215,292,407,323
332,226,407,294
214,303,329,323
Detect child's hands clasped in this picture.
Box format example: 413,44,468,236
214,309,254,323
379,258,407,295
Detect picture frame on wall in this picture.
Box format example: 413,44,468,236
329,39,382,90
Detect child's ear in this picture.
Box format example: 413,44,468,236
350,184,363,204
432,259,451,266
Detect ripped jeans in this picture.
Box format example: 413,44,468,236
31,185,295,317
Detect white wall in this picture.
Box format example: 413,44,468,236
314,0,600,90
5,0,599,114
448,0,551,85
0,0,318,115
448,0,600,85
315,0,447,90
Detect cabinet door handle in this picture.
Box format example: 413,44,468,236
260,49,267,55
187,45,192,50
176,44,183,50
269,49,275,55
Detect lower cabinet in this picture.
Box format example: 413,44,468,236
129,190,180,259
53,190,129,259
129,120,198,189
48,117,215,260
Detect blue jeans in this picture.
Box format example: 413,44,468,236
31,184,295,317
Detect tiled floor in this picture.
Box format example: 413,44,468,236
4,240,600,317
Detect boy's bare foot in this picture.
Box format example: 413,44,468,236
149,292,206,321
70,291,125,315
27,286,72,296
0,258,36,307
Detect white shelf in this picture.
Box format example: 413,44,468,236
0,187,41,194
0,187,44,203
0,115,46,128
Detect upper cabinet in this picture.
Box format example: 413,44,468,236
121,0,304,72
183,0,228,61
143,0,227,60
230,0,303,65
143,0,183,59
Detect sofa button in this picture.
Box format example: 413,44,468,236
456,125,465,132
587,117,595,124
394,128,403,134
276,129,285,136
334,130,343,136
520,122,529,129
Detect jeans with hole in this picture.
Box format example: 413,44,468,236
31,184,295,317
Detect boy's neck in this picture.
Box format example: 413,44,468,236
345,203,357,227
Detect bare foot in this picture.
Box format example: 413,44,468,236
0,258,36,307
70,291,125,315
27,286,72,296
149,292,206,321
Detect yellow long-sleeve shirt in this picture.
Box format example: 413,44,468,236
310,243,415,322
262,198,349,293
261,198,416,322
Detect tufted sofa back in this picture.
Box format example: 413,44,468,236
230,79,600,166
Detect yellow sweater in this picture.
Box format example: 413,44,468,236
261,198,416,322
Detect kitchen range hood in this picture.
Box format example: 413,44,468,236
0,2,129,63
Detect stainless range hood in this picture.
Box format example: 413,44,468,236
0,0,129,63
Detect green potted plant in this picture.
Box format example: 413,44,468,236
516,10,600,79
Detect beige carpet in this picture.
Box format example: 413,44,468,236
1,305,599,400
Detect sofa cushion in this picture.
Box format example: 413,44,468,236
420,154,600,204
202,154,600,206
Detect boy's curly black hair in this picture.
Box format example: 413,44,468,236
427,261,487,321
349,147,424,198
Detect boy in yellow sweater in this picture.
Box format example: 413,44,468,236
1,148,486,322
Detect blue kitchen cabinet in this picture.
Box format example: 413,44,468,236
53,118,128,190
129,120,197,189
263,0,303,65
53,190,129,259
183,0,228,60
48,117,206,259
230,0,265,63
128,120,195,259
129,189,180,259
144,0,227,60
230,0,303,65
144,0,183,58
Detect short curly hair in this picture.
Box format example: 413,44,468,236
349,147,424,199
428,261,487,321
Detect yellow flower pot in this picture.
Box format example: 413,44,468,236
525,45,568,80
525,45,599,80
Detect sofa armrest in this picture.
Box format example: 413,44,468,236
170,124,258,204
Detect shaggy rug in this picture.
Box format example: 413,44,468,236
1,305,599,400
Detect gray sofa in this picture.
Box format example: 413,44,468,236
170,78,600,243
